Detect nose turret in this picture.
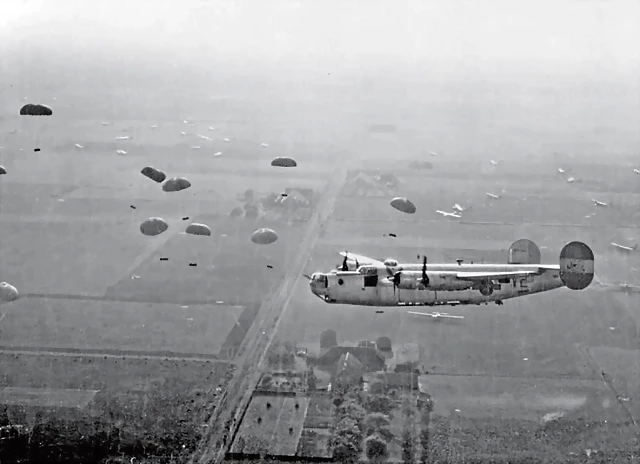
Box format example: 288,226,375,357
309,272,329,297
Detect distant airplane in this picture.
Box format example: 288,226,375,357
198,134,212,140
558,168,565,174
452,203,471,213
566,177,575,183
610,242,638,252
224,138,230,142
486,192,501,199
408,311,465,319
436,210,462,218
429,151,438,157
594,279,640,294
150,124,158,129
261,143,269,147
490,160,500,166
304,240,595,308
180,132,187,136
634,168,640,174
593,199,608,207
74,143,83,149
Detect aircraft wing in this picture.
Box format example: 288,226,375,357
408,311,465,319
455,270,539,281
338,251,385,267
538,265,560,271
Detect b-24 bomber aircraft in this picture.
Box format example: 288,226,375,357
305,239,594,308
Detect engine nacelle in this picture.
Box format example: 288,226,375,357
396,273,422,290
477,281,494,296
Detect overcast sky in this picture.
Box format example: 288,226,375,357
1,0,639,75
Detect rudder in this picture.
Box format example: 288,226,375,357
559,241,594,290
508,239,541,264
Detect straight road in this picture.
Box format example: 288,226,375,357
191,151,354,464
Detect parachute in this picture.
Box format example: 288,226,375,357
163,177,191,192
0,282,20,303
251,228,278,245
390,197,416,214
20,103,53,116
0,165,6,175
271,157,297,168
140,217,169,236
141,166,167,183
185,223,211,236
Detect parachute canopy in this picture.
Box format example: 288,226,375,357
140,217,169,236
185,223,211,236
271,157,297,168
0,165,6,175
251,227,278,245
20,103,53,116
162,177,191,192
0,282,19,303
141,166,167,183
390,197,416,214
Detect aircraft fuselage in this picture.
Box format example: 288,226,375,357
310,264,565,307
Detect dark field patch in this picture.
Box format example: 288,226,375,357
0,352,230,393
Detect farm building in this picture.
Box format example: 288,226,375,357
330,352,365,391
315,346,386,373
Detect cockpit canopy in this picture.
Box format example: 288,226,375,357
383,258,398,267
311,273,328,287
357,266,378,275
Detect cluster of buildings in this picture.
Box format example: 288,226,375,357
226,337,432,462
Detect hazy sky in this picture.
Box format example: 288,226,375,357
1,0,638,75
